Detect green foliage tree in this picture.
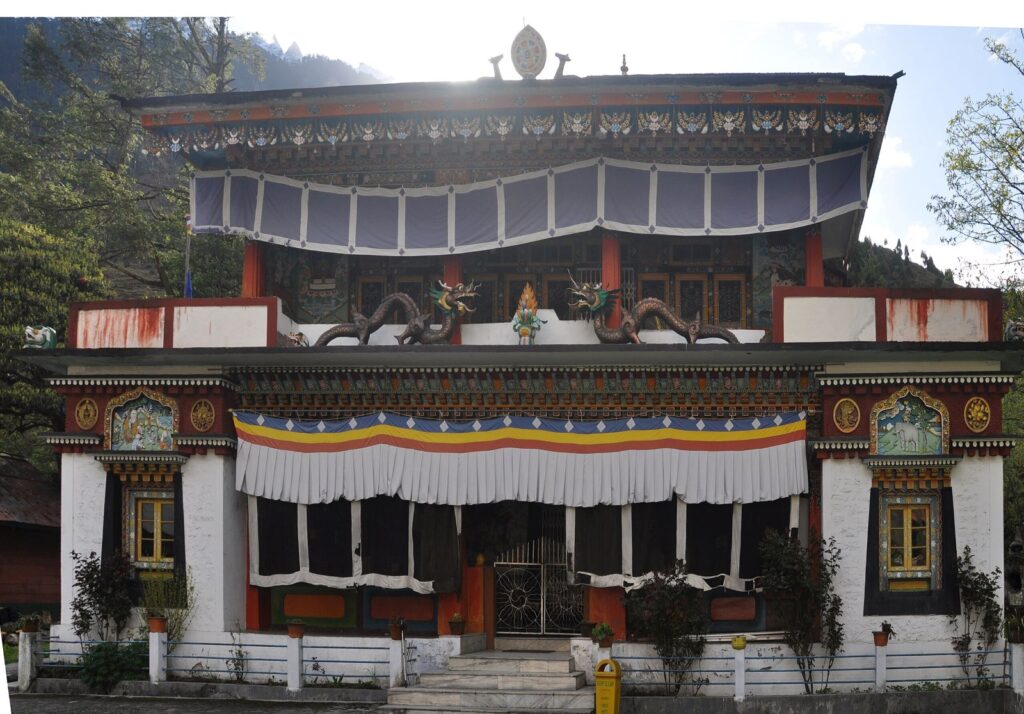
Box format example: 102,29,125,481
70,550,136,643
927,32,1024,267
759,531,844,694
625,560,709,695
0,220,105,472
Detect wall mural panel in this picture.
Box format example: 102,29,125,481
870,386,949,456
105,388,178,451
751,231,805,330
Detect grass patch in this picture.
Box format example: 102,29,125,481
3,643,16,663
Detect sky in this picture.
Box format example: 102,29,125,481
18,2,1024,284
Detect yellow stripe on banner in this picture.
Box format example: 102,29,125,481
233,416,805,447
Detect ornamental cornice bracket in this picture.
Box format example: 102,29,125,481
93,451,189,481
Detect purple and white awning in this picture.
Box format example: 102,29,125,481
191,147,868,256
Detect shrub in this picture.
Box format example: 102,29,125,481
950,545,1002,687
79,639,147,693
70,551,136,642
626,559,709,695
139,567,198,650
759,531,844,694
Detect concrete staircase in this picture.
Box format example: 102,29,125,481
382,638,594,714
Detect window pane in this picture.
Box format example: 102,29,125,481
889,527,903,549
141,502,154,522
889,509,903,528
890,548,904,568
140,538,154,558
912,547,927,567
911,527,927,548
911,508,927,527
141,521,154,541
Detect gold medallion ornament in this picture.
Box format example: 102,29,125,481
190,399,215,433
964,397,991,433
833,398,861,434
75,398,99,430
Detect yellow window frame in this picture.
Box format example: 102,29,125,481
887,504,930,572
136,498,174,564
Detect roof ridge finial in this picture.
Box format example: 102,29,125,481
621,54,629,76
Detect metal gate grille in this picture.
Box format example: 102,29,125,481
494,508,583,635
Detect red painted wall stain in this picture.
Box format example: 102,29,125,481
81,308,163,348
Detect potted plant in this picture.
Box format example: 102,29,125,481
18,614,40,634
872,620,895,646
145,608,167,634
389,616,405,641
287,619,305,639
592,622,614,648
448,612,466,636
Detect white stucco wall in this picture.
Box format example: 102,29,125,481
57,453,108,626
182,453,246,634
822,456,1004,647
172,305,270,348
782,297,876,342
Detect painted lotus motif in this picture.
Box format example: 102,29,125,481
111,395,175,451
875,394,943,456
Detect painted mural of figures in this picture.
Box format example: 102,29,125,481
877,394,943,456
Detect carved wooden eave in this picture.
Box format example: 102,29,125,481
93,451,189,483
49,376,239,391
818,374,1016,388
951,436,1018,458
174,434,237,456
811,438,869,459
43,432,102,454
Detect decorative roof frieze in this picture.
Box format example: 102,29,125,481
818,374,1015,387
174,434,237,449
43,432,102,446
49,377,239,390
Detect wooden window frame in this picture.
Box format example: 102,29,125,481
712,273,747,328
355,276,387,318
675,274,710,323
668,238,714,266
887,503,931,573
135,497,174,566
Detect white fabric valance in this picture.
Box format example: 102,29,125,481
234,411,808,507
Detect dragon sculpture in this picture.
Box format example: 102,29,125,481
567,273,739,345
315,281,479,346
23,325,57,349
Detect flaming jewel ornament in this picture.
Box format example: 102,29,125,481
511,283,546,345
315,281,479,346
567,272,739,345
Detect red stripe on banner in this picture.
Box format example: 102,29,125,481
239,430,804,455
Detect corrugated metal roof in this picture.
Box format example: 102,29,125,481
0,455,60,529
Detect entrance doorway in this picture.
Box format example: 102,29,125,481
489,504,583,635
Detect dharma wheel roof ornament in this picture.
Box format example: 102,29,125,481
511,25,546,79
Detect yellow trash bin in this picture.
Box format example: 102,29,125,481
595,658,621,714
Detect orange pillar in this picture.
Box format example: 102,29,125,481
443,255,463,344
805,230,823,288
241,240,265,297
601,233,622,328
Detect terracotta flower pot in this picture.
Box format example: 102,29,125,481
449,620,466,636
147,616,167,634
20,621,38,634
598,635,613,648
872,631,889,647
287,622,305,639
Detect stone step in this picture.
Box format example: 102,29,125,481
379,706,593,714
448,651,574,673
494,636,572,652
418,669,587,690
379,705,593,714
387,686,595,710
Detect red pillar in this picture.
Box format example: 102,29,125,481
443,255,463,345
805,230,823,288
601,233,622,328
241,240,265,298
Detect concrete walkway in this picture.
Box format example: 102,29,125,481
11,694,377,713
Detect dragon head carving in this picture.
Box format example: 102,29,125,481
567,272,618,314
431,281,480,317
